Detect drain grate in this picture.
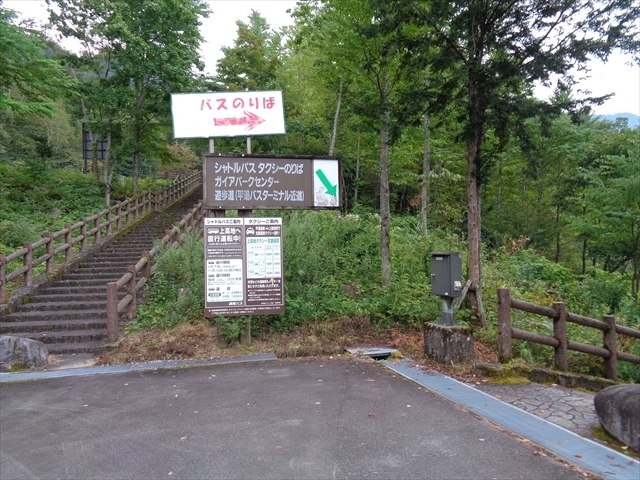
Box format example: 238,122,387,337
345,347,398,359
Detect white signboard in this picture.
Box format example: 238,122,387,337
171,91,286,138
204,217,284,316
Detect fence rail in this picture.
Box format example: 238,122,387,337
497,288,640,381
1,172,202,304
105,201,205,341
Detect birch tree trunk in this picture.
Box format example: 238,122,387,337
328,76,343,156
379,79,392,286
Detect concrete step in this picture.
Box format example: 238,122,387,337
63,273,125,281
72,266,131,274
49,279,122,287
1,318,107,334
14,329,108,345
17,300,106,312
27,292,125,303
2,309,107,322
40,286,110,295
46,341,106,354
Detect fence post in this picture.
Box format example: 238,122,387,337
552,302,568,371
106,208,112,237
603,315,617,381
94,211,101,243
141,251,151,282
23,242,33,287
46,232,54,275
126,266,137,319
497,288,512,362
80,220,87,251
1,254,6,303
106,282,119,342
64,224,72,263
117,203,123,231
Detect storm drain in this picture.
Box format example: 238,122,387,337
345,347,398,359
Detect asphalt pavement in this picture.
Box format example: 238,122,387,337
1,356,638,480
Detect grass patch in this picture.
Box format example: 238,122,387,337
592,425,639,459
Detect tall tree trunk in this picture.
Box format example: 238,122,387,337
421,114,431,236
354,136,360,205
132,125,141,196
467,136,486,327
329,76,343,156
421,68,431,236
555,205,561,263
380,80,392,286
104,130,113,206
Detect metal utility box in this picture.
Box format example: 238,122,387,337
431,252,463,298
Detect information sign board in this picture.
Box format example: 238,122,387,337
204,154,341,209
204,217,284,317
171,91,286,138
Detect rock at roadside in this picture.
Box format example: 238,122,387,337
0,335,49,370
594,384,640,452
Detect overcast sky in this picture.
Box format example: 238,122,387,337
5,0,639,116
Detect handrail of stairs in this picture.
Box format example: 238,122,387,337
105,201,206,342
0,172,202,306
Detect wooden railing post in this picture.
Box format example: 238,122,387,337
94,211,101,243
23,242,33,287
45,233,54,275
80,220,87,251
497,288,512,362
64,224,72,263
106,208,112,237
603,315,617,381
106,282,119,342
1,254,6,303
126,266,137,319
117,203,123,231
141,251,151,281
553,302,568,371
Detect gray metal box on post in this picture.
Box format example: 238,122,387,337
430,252,463,325
431,252,462,298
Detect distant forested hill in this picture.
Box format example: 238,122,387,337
596,112,639,128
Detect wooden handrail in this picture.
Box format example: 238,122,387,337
1,171,202,304
497,288,640,381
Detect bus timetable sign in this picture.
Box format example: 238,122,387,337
204,217,284,317
204,154,341,209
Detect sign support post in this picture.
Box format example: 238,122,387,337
240,136,253,346
171,90,342,349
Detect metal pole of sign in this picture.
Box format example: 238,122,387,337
206,138,227,346
239,133,253,346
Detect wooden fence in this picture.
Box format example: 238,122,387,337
105,201,205,341
497,288,640,381
0,172,202,304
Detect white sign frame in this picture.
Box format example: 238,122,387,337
171,91,286,138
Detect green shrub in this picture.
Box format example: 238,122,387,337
136,233,205,328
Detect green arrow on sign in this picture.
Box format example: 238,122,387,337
315,169,337,196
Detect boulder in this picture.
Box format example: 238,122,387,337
594,384,640,452
0,335,49,370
